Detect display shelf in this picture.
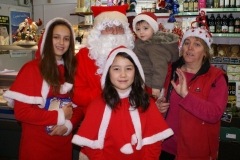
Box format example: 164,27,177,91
0,45,38,51
155,8,240,17
70,12,93,17
212,33,240,38
212,57,240,64
204,8,240,12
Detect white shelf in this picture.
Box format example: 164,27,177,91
0,45,38,51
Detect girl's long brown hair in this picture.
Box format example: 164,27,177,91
39,19,76,95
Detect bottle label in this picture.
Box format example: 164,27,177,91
210,26,215,32
220,0,224,7
194,2,198,11
189,2,194,11
236,0,240,6
229,26,234,32
184,2,189,12
222,26,228,32
216,25,222,32
225,0,230,7
230,0,235,5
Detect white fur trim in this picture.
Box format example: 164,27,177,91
40,80,50,108
142,128,174,146
133,15,158,33
129,106,143,150
40,17,75,56
57,109,65,125
120,143,133,154
101,47,145,89
94,11,128,28
63,120,73,136
3,90,44,108
98,105,112,148
131,134,137,145
60,82,73,94
72,135,102,149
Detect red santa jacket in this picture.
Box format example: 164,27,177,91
72,89,174,160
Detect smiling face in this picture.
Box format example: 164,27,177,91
109,55,135,93
182,36,206,68
135,21,154,41
52,25,71,60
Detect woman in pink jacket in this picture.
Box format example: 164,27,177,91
158,21,228,160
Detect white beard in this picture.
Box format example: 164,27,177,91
87,34,134,75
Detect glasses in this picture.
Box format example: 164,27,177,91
101,25,124,35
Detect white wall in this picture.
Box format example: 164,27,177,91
32,0,83,32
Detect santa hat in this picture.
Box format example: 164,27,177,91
101,46,145,89
91,4,129,27
35,17,75,59
179,27,213,49
132,12,158,33
180,10,213,49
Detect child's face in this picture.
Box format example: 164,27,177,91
109,55,135,93
135,21,154,41
52,25,71,60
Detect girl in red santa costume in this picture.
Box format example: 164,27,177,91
3,17,83,160
72,46,174,160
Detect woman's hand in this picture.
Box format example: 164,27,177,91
171,68,188,98
62,102,73,120
156,97,170,113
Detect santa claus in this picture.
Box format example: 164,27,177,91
72,4,135,114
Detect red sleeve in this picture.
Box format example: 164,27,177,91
72,48,102,113
14,100,58,126
70,106,84,130
179,75,228,123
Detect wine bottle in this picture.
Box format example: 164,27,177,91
194,0,199,11
183,0,189,12
224,0,230,7
189,0,194,11
219,0,224,7
215,14,222,33
209,14,216,33
236,0,240,7
221,14,229,33
214,0,220,7
228,13,235,33
206,0,214,7
229,0,236,7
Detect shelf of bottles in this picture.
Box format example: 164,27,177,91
212,33,240,37
173,8,240,16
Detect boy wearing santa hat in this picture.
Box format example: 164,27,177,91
72,5,135,114
132,12,179,99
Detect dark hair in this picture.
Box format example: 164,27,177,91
136,20,149,27
39,19,76,95
102,52,150,112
